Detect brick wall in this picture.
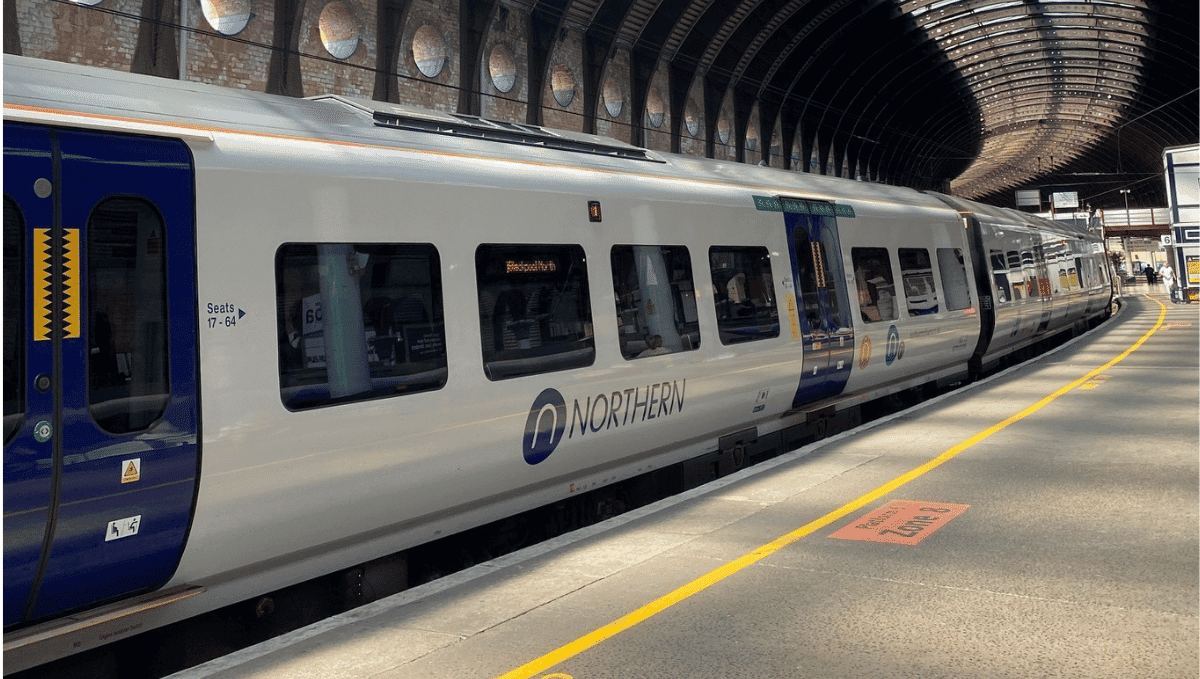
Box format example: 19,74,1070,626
712,91,736,162
183,0,271,91
11,0,796,168
395,2,459,112
299,0,375,98
768,116,782,169
540,27,584,132
16,0,141,70
642,62,671,153
594,48,632,145
678,77,704,156
479,6,527,123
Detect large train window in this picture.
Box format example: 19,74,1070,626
275,243,447,410
708,246,778,345
88,198,171,433
611,245,701,359
852,247,897,323
937,248,972,311
477,244,594,380
4,197,24,442
898,248,938,316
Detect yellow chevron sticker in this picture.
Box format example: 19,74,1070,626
34,228,52,341
786,293,801,340
63,229,81,339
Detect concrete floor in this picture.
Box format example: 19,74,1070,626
173,291,1199,679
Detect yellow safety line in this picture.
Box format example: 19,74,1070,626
495,298,1168,679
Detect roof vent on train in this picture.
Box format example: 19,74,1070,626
308,94,660,162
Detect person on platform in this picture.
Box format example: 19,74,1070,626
1159,263,1177,303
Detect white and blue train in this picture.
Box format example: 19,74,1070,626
3,55,1113,671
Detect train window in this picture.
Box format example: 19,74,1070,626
709,246,779,345
898,248,939,316
477,244,594,380
1023,249,1041,298
88,198,171,433
990,249,1011,303
1006,250,1024,300
936,248,973,311
611,245,701,359
275,243,447,410
4,197,24,442
852,247,897,323
791,225,850,335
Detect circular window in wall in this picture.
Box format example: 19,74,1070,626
319,2,360,60
745,124,758,151
646,89,665,129
488,44,516,93
551,64,575,107
684,103,700,137
716,114,731,145
602,78,624,118
201,0,252,35
70,0,103,6
413,24,447,78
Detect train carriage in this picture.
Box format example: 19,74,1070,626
2,54,1112,672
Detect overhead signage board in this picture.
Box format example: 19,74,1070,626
1016,189,1040,207
1051,191,1079,209
752,195,856,218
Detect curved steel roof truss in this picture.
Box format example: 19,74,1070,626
532,0,1194,206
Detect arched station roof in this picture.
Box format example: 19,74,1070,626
527,0,1197,208
11,0,1194,210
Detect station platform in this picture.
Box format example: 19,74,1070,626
170,292,1198,679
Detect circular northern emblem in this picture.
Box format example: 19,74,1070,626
523,388,567,465
885,324,901,365
858,335,872,370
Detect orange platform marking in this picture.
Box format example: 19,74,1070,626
829,500,969,545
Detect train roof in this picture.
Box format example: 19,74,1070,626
5,56,950,209
4,54,1095,242
931,192,1099,241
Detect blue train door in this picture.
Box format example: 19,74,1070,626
3,123,200,627
784,205,855,406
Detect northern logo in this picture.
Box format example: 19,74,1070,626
524,388,567,465
885,324,904,365
523,380,688,464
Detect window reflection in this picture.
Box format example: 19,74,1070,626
88,198,170,433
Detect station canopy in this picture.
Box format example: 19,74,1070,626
552,0,1198,209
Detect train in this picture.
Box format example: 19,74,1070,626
3,54,1113,673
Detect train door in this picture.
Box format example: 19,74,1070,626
784,207,855,406
3,123,200,627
